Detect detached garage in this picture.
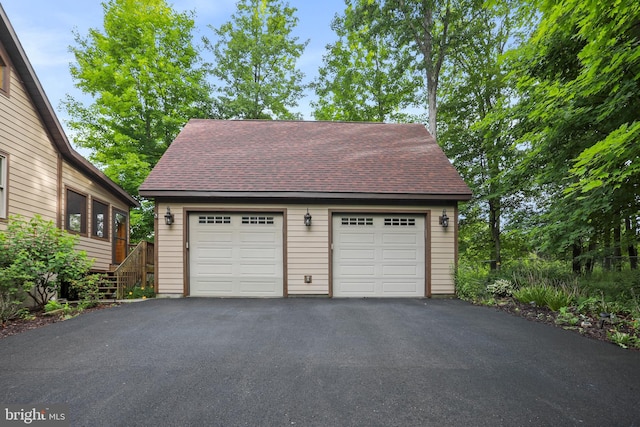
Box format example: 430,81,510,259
139,120,471,298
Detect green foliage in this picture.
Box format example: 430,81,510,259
514,0,640,261
312,0,421,122
0,216,94,309
207,0,308,120
71,274,105,309
555,307,580,326
125,285,155,299
512,285,550,308
65,0,213,239
44,299,64,313
486,279,515,297
453,263,488,301
607,330,639,350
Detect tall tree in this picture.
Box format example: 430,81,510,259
64,0,213,239
208,0,308,120
438,0,534,267
385,0,466,139
312,1,420,122
516,0,640,269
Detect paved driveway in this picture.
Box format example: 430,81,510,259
0,298,638,426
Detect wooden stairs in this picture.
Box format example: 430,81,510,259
98,241,154,299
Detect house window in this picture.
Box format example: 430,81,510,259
66,189,87,234
0,154,7,218
92,200,109,238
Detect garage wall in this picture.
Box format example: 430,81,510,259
154,202,457,297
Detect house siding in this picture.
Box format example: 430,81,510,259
156,202,457,297
61,161,130,271
0,67,58,227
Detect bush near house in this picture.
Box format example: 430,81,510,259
0,215,94,312
454,259,640,349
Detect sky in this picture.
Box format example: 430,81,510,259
1,0,346,137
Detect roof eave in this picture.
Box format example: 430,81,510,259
138,190,473,202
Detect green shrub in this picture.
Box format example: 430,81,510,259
512,285,551,307
486,279,515,297
44,299,63,313
454,264,487,301
545,286,575,311
125,285,155,299
0,215,94,309
71,274,104,309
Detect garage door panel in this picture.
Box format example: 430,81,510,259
339,233,375,244
239,280,280,294
337,281,375,294
240,231,279,243
194,280,233,294
382,281,421,293
382,233,418,244
200,231,233,242
339,249,376,261
197,248,232,259
382,249,419,260
189,213,283,297
382,265,418,276
239,248,278,259
333,215,425,297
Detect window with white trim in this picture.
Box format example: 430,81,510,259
341,217,373,226
0,154,6,218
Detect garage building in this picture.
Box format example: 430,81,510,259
139,120,471,297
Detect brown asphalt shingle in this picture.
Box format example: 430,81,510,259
139,120,471,198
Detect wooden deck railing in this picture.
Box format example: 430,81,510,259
114,241,155,299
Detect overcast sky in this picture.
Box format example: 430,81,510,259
1,0,345,133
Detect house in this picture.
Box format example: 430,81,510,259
0,6,138,275
140,119,472,298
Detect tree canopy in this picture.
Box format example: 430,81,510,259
207,0,308,120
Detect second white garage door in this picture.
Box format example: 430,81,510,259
333,214,426,297
189,213,283,297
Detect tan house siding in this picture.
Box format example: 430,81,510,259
155,202,457,297
430,211,457,295
61,161,130,271
0,68,58,227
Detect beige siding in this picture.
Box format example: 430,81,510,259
61,161,130,271
0,61,130,271
0,69,58,228
156,202,458,297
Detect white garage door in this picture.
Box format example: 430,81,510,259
189,213,283,297
333,214,425,297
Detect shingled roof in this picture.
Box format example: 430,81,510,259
139,119,471,202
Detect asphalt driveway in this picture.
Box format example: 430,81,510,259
0,298,638,426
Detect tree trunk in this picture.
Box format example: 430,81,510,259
488,198,501,270
585,240,596,274
572,243,582,274
614,220,622,271
603,225,612,271
626,217,638,270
